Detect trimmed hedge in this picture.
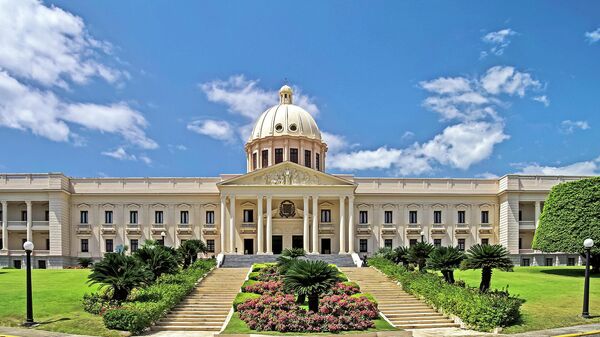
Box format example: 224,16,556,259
102,259,215,334
369,257,522,331
241,279,258,289
350,292,377,305
233,292,261,311
251,263,275,272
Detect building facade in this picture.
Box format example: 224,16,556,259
0,86,587,268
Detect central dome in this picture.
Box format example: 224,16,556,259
248,85,322,142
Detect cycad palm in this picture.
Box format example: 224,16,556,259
461,244,514,292
284,260,341,312
427,246,464,283
393,246,410,266
408,242,434,272
177,240,207,268
88,252,152,301
134,242,179,280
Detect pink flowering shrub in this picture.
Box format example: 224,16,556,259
243,280,283,295
256,265,281,282
329,282,360,296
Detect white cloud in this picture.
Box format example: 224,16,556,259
401,131,415,141
0,0,124,88
420,77,472,95
328,147,404,171
0,71,157,148
585,28,600,44
187,119,235,141
174,144,187,151
480,66,541,97
560,120,590,134
322,132,348,153
481,28,517,57
516,157,600,176
533,95,550,107
139,155,152,165
102,147,136,160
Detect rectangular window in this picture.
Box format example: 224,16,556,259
274,148,284,164
481,211,489,224
359,239,368,253
521,258,530,267
206,239,215,252
481,238,489,245
290,148,299,163
519,237,522,249
14,260,22,269
81,239,89,252
434,210,442,224
434,238,442,248
252,152,257,170
243,209,254,223
0,238,2,250
261,149,269,168
180,210,189,224
316,153,320,171
384,239,393,248
409,210,418,224
105,239,113,253
304,150,312,168
359,211,368,224
458,239,466,251
38,260,47,269
46,238,50,250
155,210,163,224
129,210,138,224
545,258,553,266
80,210,88,224
409,239,418,247
384,211,393,224
21,210,27,221
458,210,466,224
206,210,215,224
568,257,576,266
130,239,139,252
320,209,331,223
518,210,522,221
105,210,113,224
45,210,49,221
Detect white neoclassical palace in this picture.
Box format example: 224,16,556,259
0,86,587,268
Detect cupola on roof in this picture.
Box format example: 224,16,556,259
248,85,322,143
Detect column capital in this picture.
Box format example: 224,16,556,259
25,200,32,206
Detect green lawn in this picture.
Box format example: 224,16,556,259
0,269,120,337
453,266,600,333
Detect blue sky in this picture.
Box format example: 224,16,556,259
0,1,599,178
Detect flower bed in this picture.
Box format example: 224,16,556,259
369,256,522,331
233,263,380,333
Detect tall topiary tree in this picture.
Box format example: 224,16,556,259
532,177,600,273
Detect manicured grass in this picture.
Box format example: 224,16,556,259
0,269,120,337
222,313,397,335
453,266,600,333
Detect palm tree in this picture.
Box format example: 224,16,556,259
88,252,152,301
277,248,307,303
427,246,465,283
284,260,341,312
177,240,207,268
461,244,514,292
408,242,434,272
134,241,179,280
393,246,410,267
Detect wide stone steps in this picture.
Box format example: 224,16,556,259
340,267,461,330
221,253,356,267
151,267,247,332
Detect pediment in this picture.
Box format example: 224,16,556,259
219,162,355,187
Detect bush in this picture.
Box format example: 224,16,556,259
101,259,215,334
233,292,261,311
78,257,94,268
243,280,283,295
82,292,119,315
252,263,275,272
350,292,377,305
369,256,522,331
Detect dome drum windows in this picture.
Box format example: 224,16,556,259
275,123,284,133
289,124,298,132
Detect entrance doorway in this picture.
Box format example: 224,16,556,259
243,239,254,255
272,235,283,254
292,235,303,249
321,238,331,254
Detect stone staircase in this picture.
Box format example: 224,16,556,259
221,253,356,268
152,268,247,331
340,267,460,329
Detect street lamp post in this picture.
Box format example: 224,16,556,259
160,231,166,246
582,238,594,319
22,241,36,327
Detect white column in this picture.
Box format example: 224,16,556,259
257,195,264,254
534,201,541,228
220,197,226,254
312,196,319,253
339,196,346,254
1,201,7,250
26,200,32,242
348,196,355,253
303,196,310,252
266,196,273,254
229,195,236,253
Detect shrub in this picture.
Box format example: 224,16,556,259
233,292,261,311
329,282,360,296
78,257,94,268
243,280,283,295
133,242,180,280
88,252,153,301
177,239,207,268
284,260,341,312
82,292,119,315
351,292,377,305
252,263,276,272
248,271,261,280
369,256,522,331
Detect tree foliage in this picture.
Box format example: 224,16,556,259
87,252,152,301
533,176,600,272
408,242,434,272
427,246,465,283
177,240,207,268
134,241,179,280
461,244,513,292
283,259,341,312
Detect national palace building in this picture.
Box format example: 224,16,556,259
0,85,587,268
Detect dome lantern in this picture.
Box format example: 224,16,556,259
279,85,293,104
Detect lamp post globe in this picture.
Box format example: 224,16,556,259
582,238,594,318
22,241,36,327
160,231,166,246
